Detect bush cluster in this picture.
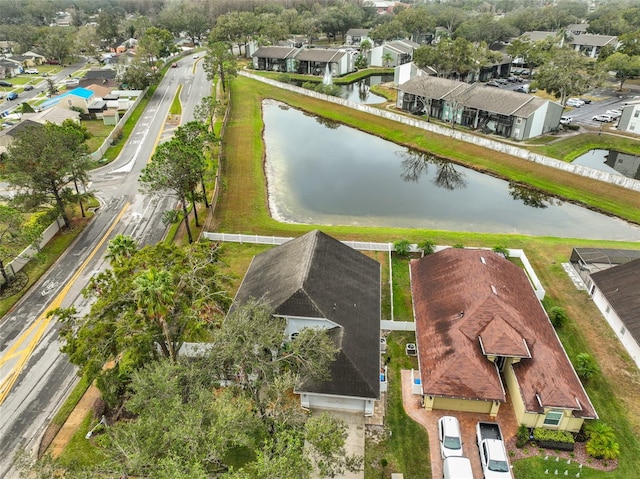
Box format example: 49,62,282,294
533,428,575,444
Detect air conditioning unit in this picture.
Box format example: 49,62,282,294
405,343,417,356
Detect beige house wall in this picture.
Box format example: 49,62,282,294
427,396,495,414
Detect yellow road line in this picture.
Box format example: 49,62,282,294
0,203,130,406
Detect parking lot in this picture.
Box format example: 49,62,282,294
401,370,519,479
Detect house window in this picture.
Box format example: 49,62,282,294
605,305,610,314
543,410,563,427
620,326,626,336
634,111,639,118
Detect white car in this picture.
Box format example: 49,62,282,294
560,116,572,125
606,109,622,119
566,98,585,107
193,54,199,59
592,114,614,122
24,68,39,74
438,415,463,459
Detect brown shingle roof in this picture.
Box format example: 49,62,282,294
411,248,597,418
590,258,640,347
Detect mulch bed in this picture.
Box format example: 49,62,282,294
506,436,618,472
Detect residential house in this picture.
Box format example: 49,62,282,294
229,229,381,415
345,28,371,46
519,31,618,59
369,39,419,68
21,51,46,65
0,108,81,154
566,23,589,36
0,41,16,54
397,74,563,140
251,46,299,73
39,87,96,113
21,107,81,125
411,248,597,432
589,258,640,370
294,48,354,77
0,58,22,79
0,120,42,154
569,248,640,369
370,0,400,15
393,62,436,87
617,100,640,135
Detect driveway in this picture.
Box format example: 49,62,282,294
401,370,519,479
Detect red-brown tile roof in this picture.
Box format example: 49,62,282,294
411,248,596,419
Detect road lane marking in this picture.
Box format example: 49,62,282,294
0,202,130,406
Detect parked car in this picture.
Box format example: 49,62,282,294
171,62,178,68
495,78,508,85
486,81,501,87
566,98,585,107
23,85,33,91
7,92,18,100
443,456,474,479
592,114,614,122
606,109,622,119
438,416,463,459
560,116,573,125
24,68,38,74
579,98,592,104
0,80,12,87
515,84,530,93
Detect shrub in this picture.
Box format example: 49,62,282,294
548,306,567,328
575,352,599,381
493,245,509,257
393,239,411,256
277,73,291,83
585,422,620,460
533,428,575,451
418,239,435,256
516,425,530,448
452,243,464,249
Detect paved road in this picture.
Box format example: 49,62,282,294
0,57,210,478
0,59,88,114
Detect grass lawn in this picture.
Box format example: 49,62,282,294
170,85,182,115
529,133,640,162
212,75,640,478
82,120,114,154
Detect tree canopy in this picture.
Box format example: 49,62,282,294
5,121,92,228
55,237,231,406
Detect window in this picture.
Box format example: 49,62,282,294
543,410,563,427
620,326,626,336
605,305,610,314
634,111,639,118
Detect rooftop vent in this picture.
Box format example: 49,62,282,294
491,285,498,295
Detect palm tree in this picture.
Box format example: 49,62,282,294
382,52,394,67
133,268,178,361
105,234,138,267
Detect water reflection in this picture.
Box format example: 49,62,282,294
509,182,560,209
399,150,467,190
262,100,640,240
573,149,640,180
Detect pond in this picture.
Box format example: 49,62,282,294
573,149,640,180
263,100,640,240
337,74,393,104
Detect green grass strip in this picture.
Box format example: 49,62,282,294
170,84,183,115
